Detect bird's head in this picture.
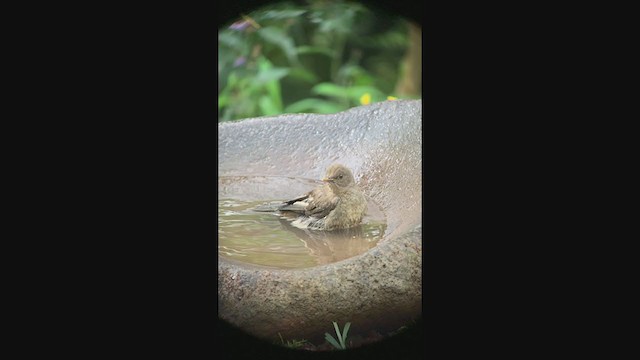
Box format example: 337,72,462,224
322,163,356,189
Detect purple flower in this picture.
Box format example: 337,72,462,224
233,56,247,67
229,20,251,31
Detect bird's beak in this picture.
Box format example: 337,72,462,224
322,177,331,182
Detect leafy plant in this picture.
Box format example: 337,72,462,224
278,333,309,349
388,325,408,337
324,321,351,350
218,0,415,122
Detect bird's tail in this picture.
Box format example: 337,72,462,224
251,202,284,212
252,200,308,215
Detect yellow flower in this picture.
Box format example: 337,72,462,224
387,96,398,100
359,93,371,105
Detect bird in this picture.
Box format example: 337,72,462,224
253,164,368,230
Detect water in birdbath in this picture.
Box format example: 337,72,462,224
218,176,387,269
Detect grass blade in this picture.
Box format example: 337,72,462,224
342,322,351,344
333,321,342,342
325,333,342,349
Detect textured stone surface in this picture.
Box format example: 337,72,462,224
218,100,422,342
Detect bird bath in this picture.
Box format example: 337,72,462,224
218,100,422,346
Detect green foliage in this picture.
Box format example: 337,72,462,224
278,333,309,349
324,321,351,350
218,0,412,122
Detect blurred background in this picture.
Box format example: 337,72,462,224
218,0,421,122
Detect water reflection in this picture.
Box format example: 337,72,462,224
276,216,380,265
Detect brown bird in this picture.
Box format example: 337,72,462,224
253,164,368,230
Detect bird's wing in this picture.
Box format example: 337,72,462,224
276,194,310,214
253,185,338,219
283,194,309,205
303,189,339,219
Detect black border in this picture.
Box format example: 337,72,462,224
18,0,602,356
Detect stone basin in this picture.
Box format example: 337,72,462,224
218,100,422,344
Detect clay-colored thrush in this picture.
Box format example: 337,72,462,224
254,164,367,230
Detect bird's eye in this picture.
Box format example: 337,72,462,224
338,175,343,179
